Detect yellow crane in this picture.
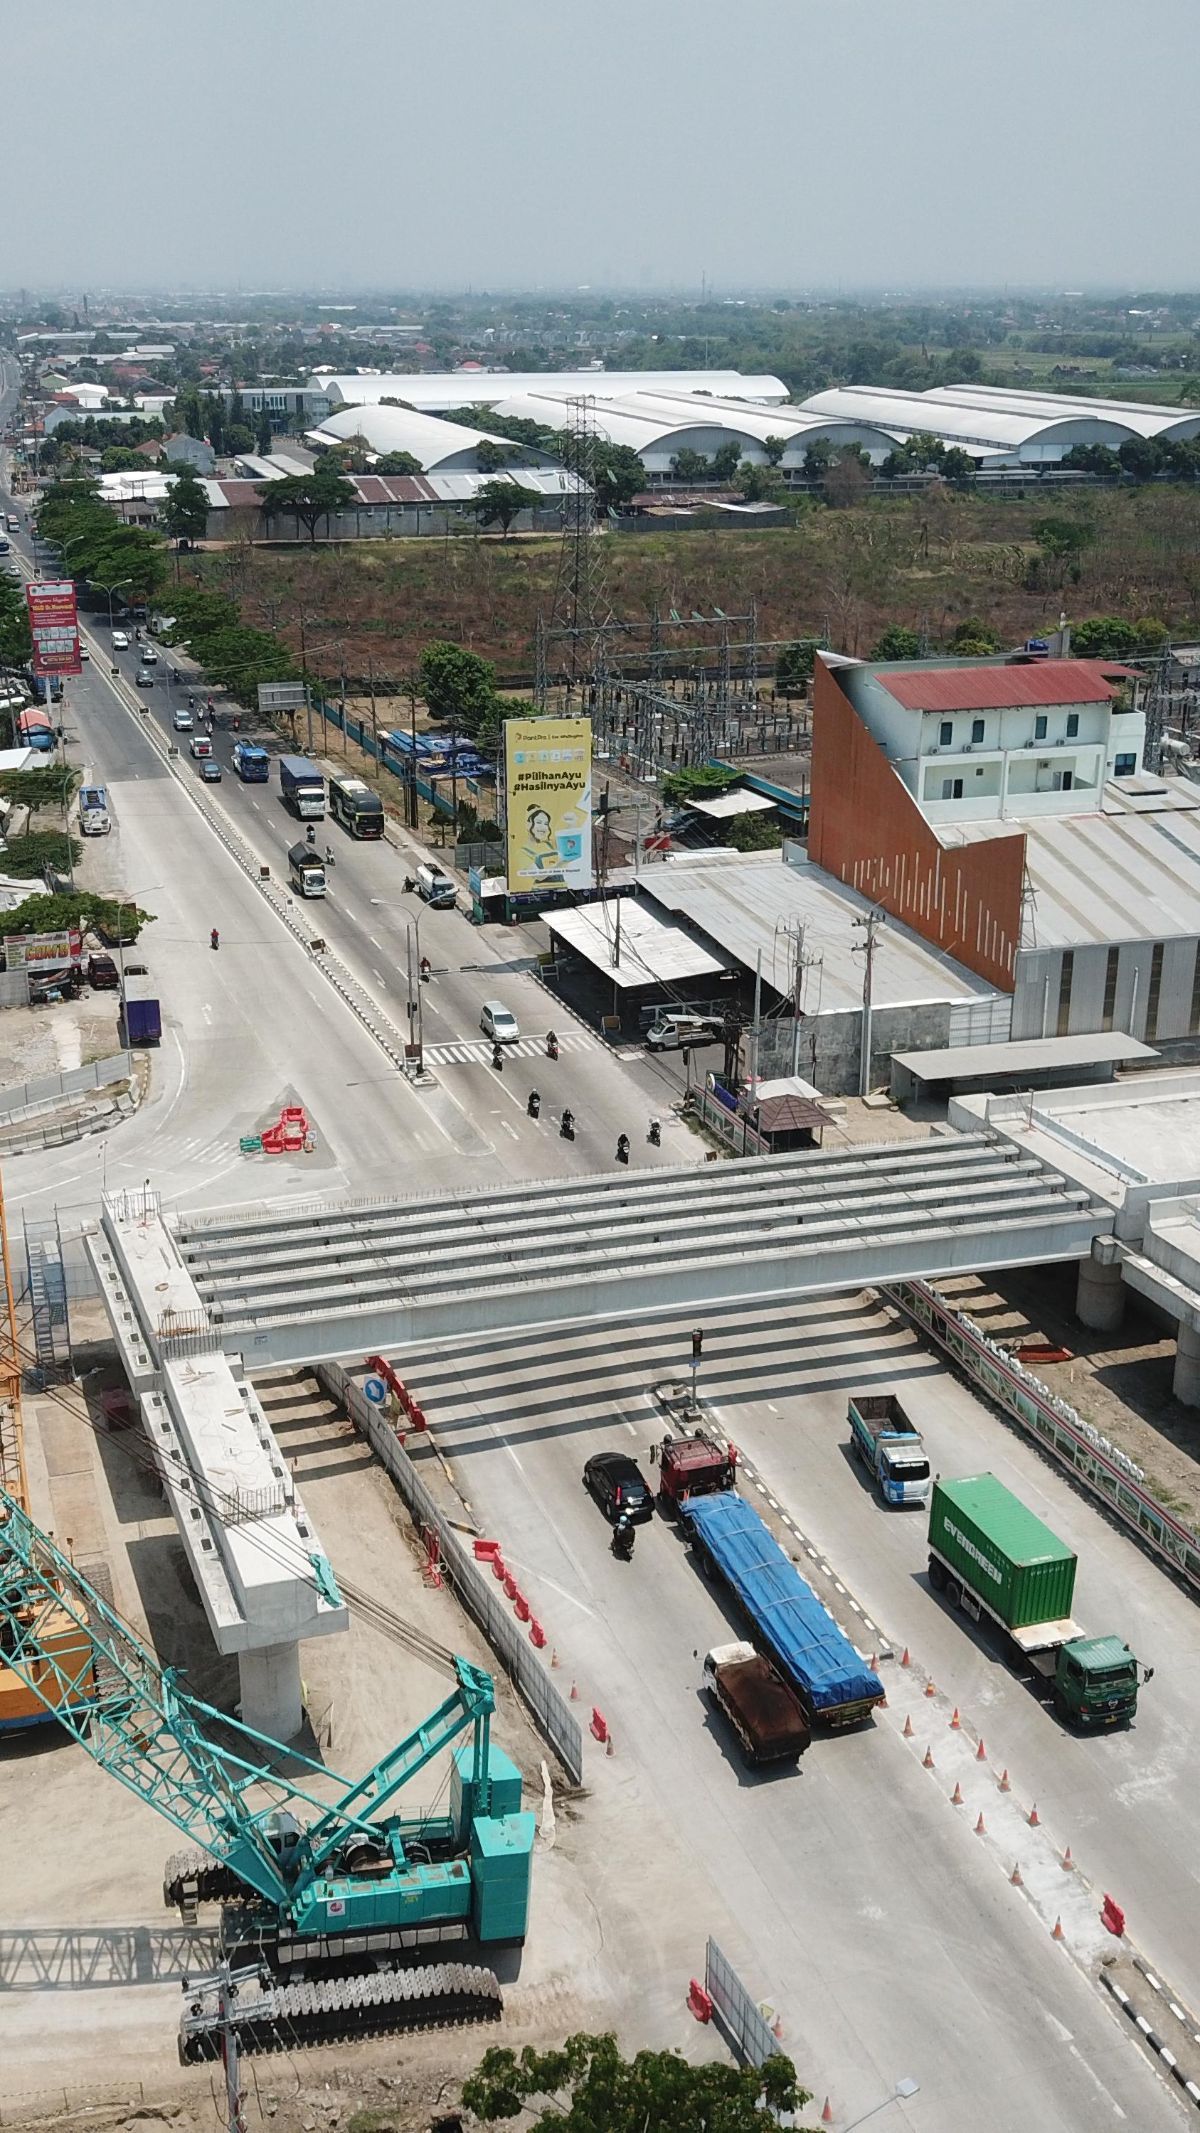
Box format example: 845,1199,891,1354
0,1165,92,1734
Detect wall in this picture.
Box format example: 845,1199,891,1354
808,658,1025,992
755,996,955,1095
1013,936,1200,1049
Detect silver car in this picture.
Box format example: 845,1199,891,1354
480,1001,520,1043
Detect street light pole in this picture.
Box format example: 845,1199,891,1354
842,2077,921,2131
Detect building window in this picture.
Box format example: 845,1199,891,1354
1035,714,1048,740
1114,752,1136,776
1145,942,1164,1038
939,720,953,747
941,777,964,800
1056,950,1074,1037
1066,712,1079,738
971,717,985,743
1101,947,1120,1032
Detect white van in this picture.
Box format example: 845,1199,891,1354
645,1012,724,1051
415,863,457,909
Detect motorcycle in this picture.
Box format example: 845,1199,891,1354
559,1109,575,1140
616,1133,630,1165
611,1520,635,1562
527,1090,541,1119
491,1044,504,1072
648,1118,662,1147
419,956,432,982
210,928,220,951
546,1031,559,1060
324,847,336,867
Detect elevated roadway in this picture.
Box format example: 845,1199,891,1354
174,1133,1113,1365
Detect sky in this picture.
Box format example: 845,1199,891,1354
6,0,1197,294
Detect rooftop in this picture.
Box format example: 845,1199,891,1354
876,659,1131,712
547,896,728,989
892,1031,1156,1084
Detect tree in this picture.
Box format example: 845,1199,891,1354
940,447,975,483
1071,614,1167,657
1117,436,1163,482
162,463,210,546
587,441,645,514
476,438,517,473
870,624,923,660
260,466,357,545
710,439,744,482
0,890,153,943
225,423,255,456
255,408,273,456
823,451,872,508
802,439,834,482
762,434,787,466
669,447,711,482
902,430,947,472
418,641,497,738
0,575,32,669
372,450,424,475
203,394,226,456
736,461,784,502
661,762,740,804
461,2032,805,2131
473,479,540,538
1031,514,1094,586
1061,442,1121,478
100,445,151,472
948,617,1001,654
727,809,783,852
775,640,817,694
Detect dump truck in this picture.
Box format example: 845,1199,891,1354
703,1643,810,1766
848,1392,930,1507
657,1428,737,1512
928,1474,1150,1727
684,1492,883,1730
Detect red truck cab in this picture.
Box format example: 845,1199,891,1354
657,1428,738,1512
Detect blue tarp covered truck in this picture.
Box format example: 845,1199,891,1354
684,1492,883,1729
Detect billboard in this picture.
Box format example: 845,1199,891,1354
503,717,592,892
5,928,83,972
258,682,306,715
26,580,81,678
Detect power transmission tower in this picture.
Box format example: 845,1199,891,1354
1141,640,1172,776
535,397,611,707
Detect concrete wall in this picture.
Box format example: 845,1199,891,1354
755,997,955,1095
808,658,1025,991
1013,936,1200,1047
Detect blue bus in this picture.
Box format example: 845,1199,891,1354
232,741,270,783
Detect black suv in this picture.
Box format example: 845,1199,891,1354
583,1451,654,1525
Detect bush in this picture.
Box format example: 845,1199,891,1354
0,830,81,879
660,764,740,805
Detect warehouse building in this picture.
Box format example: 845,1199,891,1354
799,384,1140,466
808,652,1200,1056
310,368,789,411
489,387,898,481
307,401,561,474
926,383,1200,446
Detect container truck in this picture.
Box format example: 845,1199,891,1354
848,1392,930,1507
280,755,325,819
684,1492,883,1730
928,1474,1151,1727
702,1643,810,1766
119,994,161,1047
288,842,326,898
656,1428,738,1513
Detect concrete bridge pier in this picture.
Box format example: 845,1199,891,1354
1173,1315,1200,1410
1076,1238,1126,1334
239,1641,304,1743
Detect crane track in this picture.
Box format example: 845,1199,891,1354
177,1960,502,2061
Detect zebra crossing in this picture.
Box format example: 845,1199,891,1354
421,1031,595,1068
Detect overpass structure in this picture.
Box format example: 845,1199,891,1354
174,1134,1113,1365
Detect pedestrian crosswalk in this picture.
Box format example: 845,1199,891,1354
421,1032,595,1068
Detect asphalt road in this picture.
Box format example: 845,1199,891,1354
414,1294,1193,2132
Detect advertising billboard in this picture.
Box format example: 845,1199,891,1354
26,580,81,678
502,717,592,892
5,928,83,972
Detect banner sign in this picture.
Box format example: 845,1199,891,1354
502,716,593,892
5,928,83,971
26,580,81,678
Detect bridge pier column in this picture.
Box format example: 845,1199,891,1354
1173,1318,1200,1409
1075,1241,1125,1334
239,1641,303,1742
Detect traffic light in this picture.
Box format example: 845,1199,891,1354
692,1328,703,1362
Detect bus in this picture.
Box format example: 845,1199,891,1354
328,774,385,839
232,741,270,783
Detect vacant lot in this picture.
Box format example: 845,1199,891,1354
193,485,1200,686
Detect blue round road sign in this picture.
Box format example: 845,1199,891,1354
363,1375,387,1405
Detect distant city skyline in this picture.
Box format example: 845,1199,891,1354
5,0,1197,292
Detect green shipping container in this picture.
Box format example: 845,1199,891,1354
929,1474,1077,1630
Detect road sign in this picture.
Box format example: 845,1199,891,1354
26,579,81,677
258,682,306,715
363,1376,387,1405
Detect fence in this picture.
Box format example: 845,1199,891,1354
0,1051,133,1126
0,969,30,1010
705,1938,785,2073
317,1363,584,1785
892,1278,1200,1595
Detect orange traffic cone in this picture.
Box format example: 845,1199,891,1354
949,1706,961,1729
821,2100,834,2126
924,1680,936,1698
1028,1802,1040,1826
1010,1861,1023,1886
976,1737,987,1761
950,1781,964,1805
902,1714,914,1738
1051,1916,1065,1941
975,1812,987,1835
901,1647,911,1667
1062,1846,1074,1871
923,1745,935,1769
550,1647,561,1669
999,1768,1012,1792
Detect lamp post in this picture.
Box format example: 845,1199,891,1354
92,574,133,638
843,2078,921,2131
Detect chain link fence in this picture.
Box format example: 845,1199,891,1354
317,1363,584,1785
705,1938,786,2072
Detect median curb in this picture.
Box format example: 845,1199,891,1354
1103,1967,1200,2107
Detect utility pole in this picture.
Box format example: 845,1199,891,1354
182,1961,261,2133
852,908,885,1100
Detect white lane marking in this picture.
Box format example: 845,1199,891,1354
202,1004,213,1024
501,1121,520,1141
368,935,382,949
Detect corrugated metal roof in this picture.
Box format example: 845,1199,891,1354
548,898,727,989
948,782,1200,947
880,661,1124,711
893,1032,1155,1080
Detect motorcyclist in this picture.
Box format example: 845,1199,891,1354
491,1042,504,1071
325,844,335,865
648,1117,662,1146
560,1107,574,1139
546,1029,559,1059
306,821,317,846
612,1513,635,1560
527,1089,541,1118
616,1132,630,1164
419,955,431,981
210,927,220,950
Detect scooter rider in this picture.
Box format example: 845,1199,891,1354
648,1117,662,1146
491,1042,504,1071
306,820,317,846
560,1107,574,1139
546,1029,559,1060
527,1089,541,1118
210,927,220,950
616,1132,630,1164
611,1513,635,1560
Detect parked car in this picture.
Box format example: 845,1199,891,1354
86,953,120,990
135,668,156,688
480,1000,520,1043
583,1450,655,1526
111,629,130,649
199,758,222,782
189,735,212,759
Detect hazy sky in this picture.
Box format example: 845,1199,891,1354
7,0,1196,294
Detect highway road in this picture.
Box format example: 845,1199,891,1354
411,1294,1195,2131
2,504,700,1230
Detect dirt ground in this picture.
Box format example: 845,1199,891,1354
0,994,128,1084
936,1262,1200,1528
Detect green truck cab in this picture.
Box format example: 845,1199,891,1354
928,1475,1150,1728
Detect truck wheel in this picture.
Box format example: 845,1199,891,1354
946,1579,962,1611
927,1556,948,1593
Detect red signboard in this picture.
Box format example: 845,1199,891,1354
26,579,81,678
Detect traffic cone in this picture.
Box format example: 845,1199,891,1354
923,1745,935,1769
999,1767,1012,1792
949,1706,961,1729
772,2016,784,2041
901,1646,911,1667
976,1737,987,1761
1028,1802,1040,1827
821,2100,833,2126
569,1680,578,1701
1010,1861,1023,1886
902,1714,914,1738
550,1647,561,1668
1051,1916,1065,1941
867,1652,878,1671
975,1812,987,1835
950,1781,964,1805
925,1680,936,1698
1062,1846,1074,1871
606,1732,615,1757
